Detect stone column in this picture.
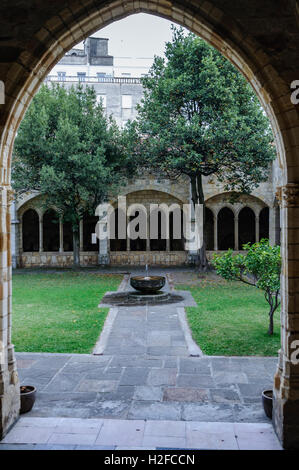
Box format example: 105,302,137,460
269,206,276,246
59,219,63,253
213,215,218,251
10,200,19,268
234,216,238,251
0,186,20,439
39,214,43,252
255,215,259,243
273,184,299,449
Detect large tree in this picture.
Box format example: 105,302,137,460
12,83,132,266
133,26,276,270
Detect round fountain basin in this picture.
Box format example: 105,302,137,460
130,275,166,294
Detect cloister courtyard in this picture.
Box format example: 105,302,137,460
0,268,282,449
1,0,299,453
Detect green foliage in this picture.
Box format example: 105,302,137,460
134,26,276,191
12,83,130,228
212,240,281,334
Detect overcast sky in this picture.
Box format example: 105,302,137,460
77,13,188,58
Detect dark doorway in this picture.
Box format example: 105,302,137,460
259,207,269,241
218,208,234,250
43,209,59,251
83,214,99,251
22,209,39,252
239,207,255,249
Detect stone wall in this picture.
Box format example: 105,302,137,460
19,252,98,268
110,251,188,266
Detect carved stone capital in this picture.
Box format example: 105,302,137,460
276,184,299,208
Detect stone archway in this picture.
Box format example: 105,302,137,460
0,1,299,449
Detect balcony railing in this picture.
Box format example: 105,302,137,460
45,75,142,84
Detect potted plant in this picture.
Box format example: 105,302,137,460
20,385,36,414
262,389,273,419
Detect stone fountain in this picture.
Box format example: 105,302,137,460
129,264,169,301
100,264,185,306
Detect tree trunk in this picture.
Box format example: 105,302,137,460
268,308,274,336
72,225,80,268
190,174,208,272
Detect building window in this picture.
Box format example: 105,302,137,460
122,95,132,109
96,94,107,108
57,71,66,82
77,72,86,82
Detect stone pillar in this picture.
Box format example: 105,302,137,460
0,186,20,439
10,200,19,268
273,184,299,449
213,215,218,251
39,214,43,252
255,215,259,243
59,220,63,253
269,206,276,246
234,216,238,251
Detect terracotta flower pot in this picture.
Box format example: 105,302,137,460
20,385,36,414
262,389,273,419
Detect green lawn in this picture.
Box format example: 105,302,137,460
178,278,281,356
12,272,121,354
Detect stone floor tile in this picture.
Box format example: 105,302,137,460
163,388,209,403
233,404,270,423
55,418,103,434
210,388,241,404
128,401,182,421
177,374,214,388
144,420,186,437
186,431,238,450
182,403,234,422
43,373,83,392
186,421,235,434
1,426,56,444
120,367,149,386
76,379,118,393
133,386,163,401
95,419,145,446
213,371,249,385
16,417,63,427
147,368,177,386
48,432,97,446
236,433,282,450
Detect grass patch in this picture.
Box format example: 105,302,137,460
12,272,121,354
178,278,280,356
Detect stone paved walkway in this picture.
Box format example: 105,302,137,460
3,270,281,449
